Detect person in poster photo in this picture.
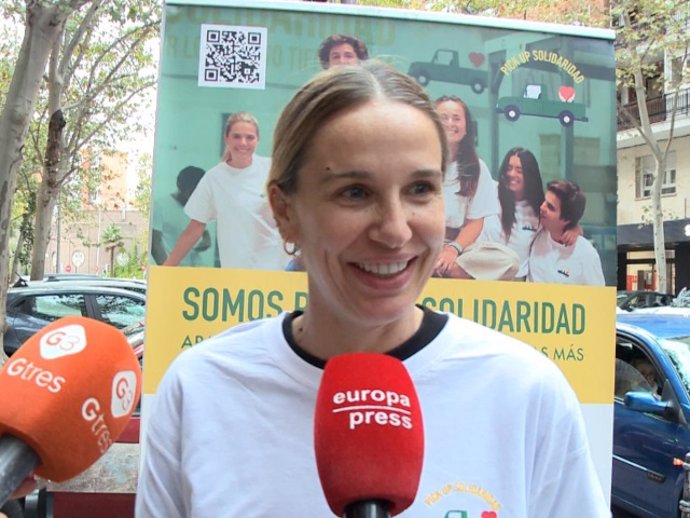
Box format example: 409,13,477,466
151,166,213,267
433,95,499,278
317,33,369,69
136,60,609,518
163,112,286,270
528,179,605,285
457,147,544,281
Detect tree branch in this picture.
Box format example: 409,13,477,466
73,80,156,153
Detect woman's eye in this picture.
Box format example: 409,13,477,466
409,182,435,196
340,185,368,200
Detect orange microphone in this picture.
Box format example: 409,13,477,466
314,353,424,518
0,316,141,506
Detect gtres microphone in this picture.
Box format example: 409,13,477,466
314,352,424,518
0,316,142,506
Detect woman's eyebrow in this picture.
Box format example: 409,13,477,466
318,168,442,185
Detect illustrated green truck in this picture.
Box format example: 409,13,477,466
496,83,588,127
408,49,488,94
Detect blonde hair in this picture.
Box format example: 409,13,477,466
269,60,448,195
223,112,259,163
224,112,259,138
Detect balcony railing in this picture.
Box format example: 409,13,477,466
618,86,690,131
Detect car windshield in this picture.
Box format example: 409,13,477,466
659,335,690,395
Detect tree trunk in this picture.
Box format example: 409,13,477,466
31,109,66,281
31,178,60,280
652,156,667,292
11,229,26,284
0,2,77,364
629,39,668,294
109,246,116,276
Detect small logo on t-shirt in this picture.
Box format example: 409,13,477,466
424,481,501,517
522,225,538,232
557,268,571,278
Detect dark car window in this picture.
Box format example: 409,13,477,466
95,294,145,329
615,339,662,399
659,336,690,398
23,293,88,321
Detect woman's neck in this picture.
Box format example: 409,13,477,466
448,142,459,162
291,305,424,361
226,156,252,169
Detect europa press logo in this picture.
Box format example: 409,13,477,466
111,370,138,418
40,324,88,359
332,388,413,430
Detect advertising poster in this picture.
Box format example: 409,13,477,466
145,0,617,499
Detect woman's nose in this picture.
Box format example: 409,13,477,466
369,199,413,249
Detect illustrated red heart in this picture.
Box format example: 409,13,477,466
481,512,497,518
558,86,576,103
469,52,485,67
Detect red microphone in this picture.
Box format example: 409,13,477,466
0,316,141,506
314,352,424,518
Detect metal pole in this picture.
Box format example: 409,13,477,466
55,191,61,273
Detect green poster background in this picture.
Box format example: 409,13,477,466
151,0,617,282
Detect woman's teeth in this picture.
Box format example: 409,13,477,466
357,261,408,276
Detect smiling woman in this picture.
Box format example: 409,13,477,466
269,96,446,357
136,61,610,518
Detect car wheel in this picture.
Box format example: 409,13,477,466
559,111,574,127
471,80,485,94
1,500,25,518
504,105,520,121
415,73,429,86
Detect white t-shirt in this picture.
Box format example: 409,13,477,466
528,229,605,285
184,157,288,270
443,158,499,230
136,312,609,518
152,194,216,267
481,197,540,278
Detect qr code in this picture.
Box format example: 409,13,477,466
198,24,268,89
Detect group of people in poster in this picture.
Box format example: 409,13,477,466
151,33,605,286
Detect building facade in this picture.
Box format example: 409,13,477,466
43,152,149,277
616,40,690,294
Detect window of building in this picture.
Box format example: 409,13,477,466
670,55,689,86
635,151,677,198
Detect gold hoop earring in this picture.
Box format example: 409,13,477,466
283,241,298,256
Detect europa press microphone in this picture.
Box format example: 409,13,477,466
314,352,424,518
0,316,142,506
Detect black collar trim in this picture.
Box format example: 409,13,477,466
282,306,448,369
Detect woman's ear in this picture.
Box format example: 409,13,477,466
268,183,299,243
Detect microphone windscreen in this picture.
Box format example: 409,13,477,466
314,352,424,516
0,316,141,482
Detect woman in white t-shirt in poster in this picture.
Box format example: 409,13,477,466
164,112,287,270
433,95,498,278
453,147,582,281
479,147,544,279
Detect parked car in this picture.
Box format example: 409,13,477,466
3,284,146,356
12,274,146,294
42,278,147,296
613,312,690,518
617,290,675,311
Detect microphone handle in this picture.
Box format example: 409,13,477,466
344,500,391,518
0,435,40,507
